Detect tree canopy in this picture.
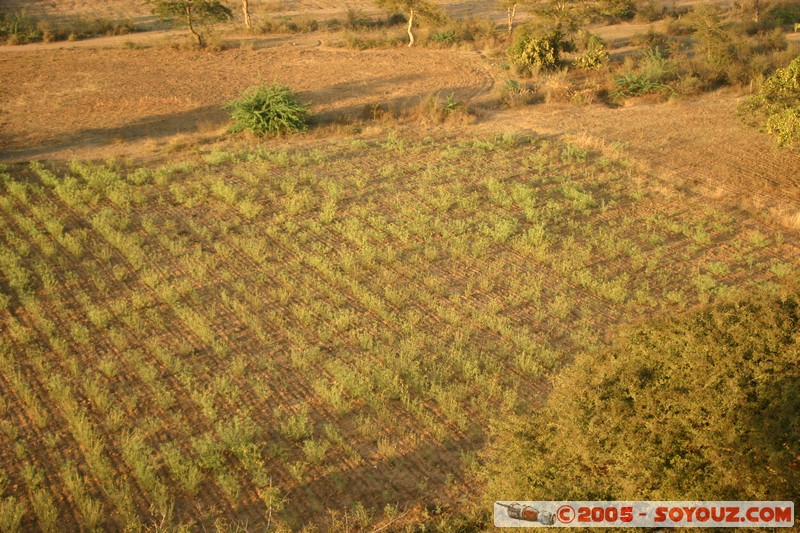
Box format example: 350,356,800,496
484,284,800,504
373,0,444,46
148,0,233,47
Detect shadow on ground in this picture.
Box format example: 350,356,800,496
1,105,227,161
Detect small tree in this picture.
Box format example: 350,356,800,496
148,0,233,48
498,0,519,35
241,0,252,29
523,0,591,31
373,0,444,47
483,287,800,503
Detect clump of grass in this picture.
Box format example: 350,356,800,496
225,84,310,136
496,78,539,108
411,93,474,125
258,15,319,34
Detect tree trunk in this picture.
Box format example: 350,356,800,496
407,7,415,47
185,4,203,47
242,0,252,29
507,3,517,35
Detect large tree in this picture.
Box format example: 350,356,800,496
373,0,444,47
148,0,233,48
483,285,800,503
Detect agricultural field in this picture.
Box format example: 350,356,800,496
1,0,800,531
1,130,798,529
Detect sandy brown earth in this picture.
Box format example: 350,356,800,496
0,40,495,160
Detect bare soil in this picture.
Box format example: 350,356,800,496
0,40,495,160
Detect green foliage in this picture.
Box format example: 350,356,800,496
741,55,800,148
0,496,26,533
766,1,800,27
484,286,800,502
147,0,232,46
509,28,570,74
687,6,736,68
225,84,310,136
373,0,444,22
596,0,637,21
573,32,609,69
430,29,459,44
149,0,232,23
524,0,590,30
428,17,496,46
0,10,40,44
613,48,674,97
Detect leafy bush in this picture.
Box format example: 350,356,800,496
740,54,800,148
613,48,674,97
225,84,310,136
0,10,41,44
573,32,609,70
596,0,637,22
484,285,800,502
430,29,459,44
766,1,800,27
509,29,571,75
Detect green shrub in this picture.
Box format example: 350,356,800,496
613,48,674,97
573,32,609,70
0,11,137,44
0,10,42,44
430,29,459,44
766,1,800,27
225,84,310,136
596,0,637,22
740,54,800,148
484,285,800,502
509,28,571,75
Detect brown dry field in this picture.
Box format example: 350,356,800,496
1,1,800,531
